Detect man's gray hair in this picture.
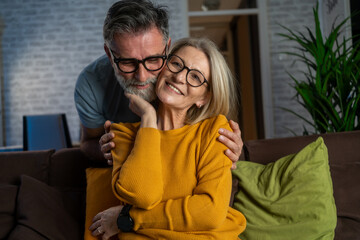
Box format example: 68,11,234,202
103,0,169,45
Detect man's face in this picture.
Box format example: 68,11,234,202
105,27,168,102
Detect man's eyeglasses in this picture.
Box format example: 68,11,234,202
109,46,167,73
166,54,209,88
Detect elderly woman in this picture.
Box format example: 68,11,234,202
88,37,246,239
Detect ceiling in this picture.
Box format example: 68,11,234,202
188,0,243,47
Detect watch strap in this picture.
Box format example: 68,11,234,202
117,204,134,232
120,204,132,215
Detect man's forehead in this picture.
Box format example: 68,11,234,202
110,29,165,56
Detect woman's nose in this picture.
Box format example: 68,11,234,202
173,69,187,84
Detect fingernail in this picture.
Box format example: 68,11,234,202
219,128,224,133
218,135,224,141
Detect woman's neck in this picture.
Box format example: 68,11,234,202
157,104,187,131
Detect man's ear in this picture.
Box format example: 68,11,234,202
167,37,171,51
104,44,112,60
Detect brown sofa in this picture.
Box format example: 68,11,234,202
1,130,359,239
0,148,96,239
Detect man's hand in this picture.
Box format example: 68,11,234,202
218,120,243,169
89,205,123,240
99,120,115,165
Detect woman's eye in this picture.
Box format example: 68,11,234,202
190,73,202,82
171,61,182,68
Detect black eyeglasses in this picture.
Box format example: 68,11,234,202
166,54,209,88
109,46,167,73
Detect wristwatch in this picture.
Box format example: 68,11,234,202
117,204,134,232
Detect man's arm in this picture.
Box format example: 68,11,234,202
80,123,107,163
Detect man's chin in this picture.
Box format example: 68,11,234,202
126,87,157,102
114,72,157,102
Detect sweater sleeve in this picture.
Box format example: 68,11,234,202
111,125,163,210
130,120,233,232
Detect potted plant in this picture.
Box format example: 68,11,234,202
278,4,360,134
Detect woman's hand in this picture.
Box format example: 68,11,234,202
89,205,123,240
125,92,157,128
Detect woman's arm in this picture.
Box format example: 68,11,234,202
111,93,163,210
111,124,163,210
130,122,234,232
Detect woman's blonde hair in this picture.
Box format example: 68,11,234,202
168,37,239,124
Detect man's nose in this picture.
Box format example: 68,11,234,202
135,63,152,82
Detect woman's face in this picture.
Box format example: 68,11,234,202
156,46,210,112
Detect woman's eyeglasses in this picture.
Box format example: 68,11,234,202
166,54,209,88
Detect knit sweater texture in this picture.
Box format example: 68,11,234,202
110,114,246,239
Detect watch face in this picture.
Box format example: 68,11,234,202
117,215,134,232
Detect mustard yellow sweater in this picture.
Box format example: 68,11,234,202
111,115,246,239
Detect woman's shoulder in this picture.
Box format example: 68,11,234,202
201,114,229,128
197,115,231,135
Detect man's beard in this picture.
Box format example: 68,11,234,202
114,71,157,102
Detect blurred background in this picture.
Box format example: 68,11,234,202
0,0,358,148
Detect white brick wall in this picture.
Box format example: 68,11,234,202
0,0,187,146
268,0,317,137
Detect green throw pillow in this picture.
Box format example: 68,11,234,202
232,137,337,240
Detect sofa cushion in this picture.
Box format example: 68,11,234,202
232,137,337,240
84,167,121,240
7,224,48,240
48,147,89,232
49,147,89,188
330,162,360,238
0,149,54,185
15,175,80,240
0,184,18,239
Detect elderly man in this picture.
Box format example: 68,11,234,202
74,0,242,168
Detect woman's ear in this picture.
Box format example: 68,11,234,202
196,92,211,108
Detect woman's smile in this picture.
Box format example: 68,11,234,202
166,82,183,95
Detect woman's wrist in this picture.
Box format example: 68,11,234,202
140,110,157,128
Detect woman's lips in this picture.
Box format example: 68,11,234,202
166,82,183,95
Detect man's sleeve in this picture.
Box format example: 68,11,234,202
74,70,106,128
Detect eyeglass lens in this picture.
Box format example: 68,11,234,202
117,56,165,73
167,55,206,87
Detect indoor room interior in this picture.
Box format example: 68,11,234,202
189,0,263,141
0,1,359,239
